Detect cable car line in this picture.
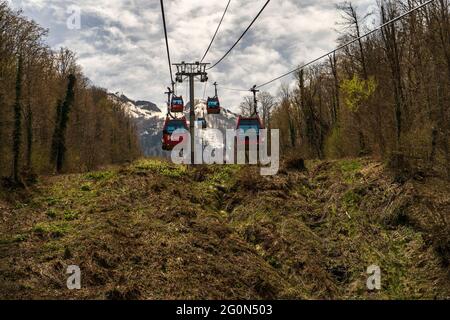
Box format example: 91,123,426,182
200,0,232,63
255,0,435,89
207,0,271,71
160,0,174,86
220,86,251,92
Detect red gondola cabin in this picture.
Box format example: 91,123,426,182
162,117,188,151
206,97,221,115
236,116,264,146
170,96,184,113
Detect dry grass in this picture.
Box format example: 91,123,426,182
0,158,448,300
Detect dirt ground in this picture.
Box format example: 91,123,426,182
0,158,449,299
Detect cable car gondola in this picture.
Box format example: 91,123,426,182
162,117,188,151
206,97,221,115
236,85,264,146
207,82,221,115
197,117,207,129
236,116,264,145
170,95,184,113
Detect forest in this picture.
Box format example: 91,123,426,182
0,2,141,184
240,0,449,181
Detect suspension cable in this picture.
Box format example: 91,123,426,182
207,0,271,70
221,86,251,92
160,0,174,85
200,0,232,63
255,0,435,89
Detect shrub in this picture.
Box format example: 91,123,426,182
341,74,376,112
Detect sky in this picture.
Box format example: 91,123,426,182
9,0,375,111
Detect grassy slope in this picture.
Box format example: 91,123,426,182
0,158,449,300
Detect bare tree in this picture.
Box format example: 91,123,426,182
337,1,369,79
258,91,276,127
239,96,254,117
12,53,23,183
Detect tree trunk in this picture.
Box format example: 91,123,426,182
329,52,340,126
25,65,33,171
51,74,76,173
25,104,32,170
381,4,405,150
12,54,23,183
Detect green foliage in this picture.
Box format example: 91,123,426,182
46,209,57,219
13,234,28,242
341,74,377,112
45,196,58,206
342,190,362,210
85,171,115,181
63,210,78,221
0,233,28,245
209,166,239,185
339,159,363,183
134,159,187,178
81,183,92,192
33,222,70,238
339,159,363,173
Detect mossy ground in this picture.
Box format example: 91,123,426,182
0,158,448,299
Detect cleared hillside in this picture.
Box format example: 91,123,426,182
0,158,449,299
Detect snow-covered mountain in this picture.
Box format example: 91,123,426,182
108,92,165,157
186,99,238,129
109,93,238,156
187,99,239,150
108,93,164,120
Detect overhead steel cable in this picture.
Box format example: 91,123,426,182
200,0,232,63
255,0,435,89
160,0,174,86
221,86,251,92
207,0,271,70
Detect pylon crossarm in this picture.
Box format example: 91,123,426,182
250,85,259,116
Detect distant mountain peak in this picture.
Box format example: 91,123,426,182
135,100,161,113
108,92,163,117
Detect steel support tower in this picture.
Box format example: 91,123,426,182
173,62,209,164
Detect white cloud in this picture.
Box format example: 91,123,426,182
11,0,372,110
